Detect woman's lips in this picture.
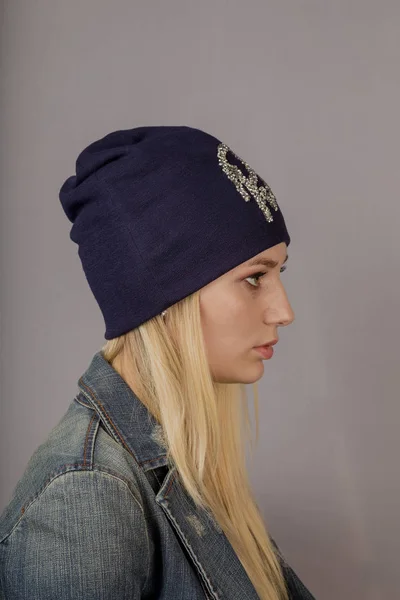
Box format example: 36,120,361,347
254,345,274,359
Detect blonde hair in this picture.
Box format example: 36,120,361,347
101,289,288,600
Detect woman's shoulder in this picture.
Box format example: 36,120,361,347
0,395,144,542
0,396,151,599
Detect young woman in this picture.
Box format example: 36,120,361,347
0,126,316,599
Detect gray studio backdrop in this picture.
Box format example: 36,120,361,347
1,2,399,599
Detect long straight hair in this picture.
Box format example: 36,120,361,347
101,289,288,600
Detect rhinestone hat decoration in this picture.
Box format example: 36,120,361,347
217,142,279,223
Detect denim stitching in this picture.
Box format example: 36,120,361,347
83,412,97,468
0,465,146,544
161,504,221,600
78,378,135,457
78,378,168,468
140,494,151,597
74,393,93,409
160,470,221,599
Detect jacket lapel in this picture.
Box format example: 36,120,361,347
156,466,260,599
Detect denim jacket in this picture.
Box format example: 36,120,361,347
0,350,316,599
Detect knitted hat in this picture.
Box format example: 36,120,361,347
59,125,291,339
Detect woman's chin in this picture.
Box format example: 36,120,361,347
219,363,265,385
211,356,266,384
241,363,265,384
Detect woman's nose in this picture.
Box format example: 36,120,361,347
279,294,295,327
265,283,295,327
279,308,295,327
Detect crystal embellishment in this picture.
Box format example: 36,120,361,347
217,142,279,223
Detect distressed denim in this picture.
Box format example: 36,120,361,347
0,350,316,599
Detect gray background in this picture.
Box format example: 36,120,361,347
1,2,399,598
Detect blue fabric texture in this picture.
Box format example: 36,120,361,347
58,126,291,339
0,350,315,599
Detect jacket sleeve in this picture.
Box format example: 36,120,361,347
0,469,150,600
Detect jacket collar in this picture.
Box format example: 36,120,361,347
77,349,261,599
77,349,169,471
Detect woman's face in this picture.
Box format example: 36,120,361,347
199,242,294,384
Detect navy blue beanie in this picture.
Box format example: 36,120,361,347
59,125,291,339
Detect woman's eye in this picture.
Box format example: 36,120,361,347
245,271,267,287
245,265,287,288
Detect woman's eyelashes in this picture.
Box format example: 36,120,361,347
245,271,267,287
245,265,287,288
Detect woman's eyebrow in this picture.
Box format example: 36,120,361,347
246,254,289,269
